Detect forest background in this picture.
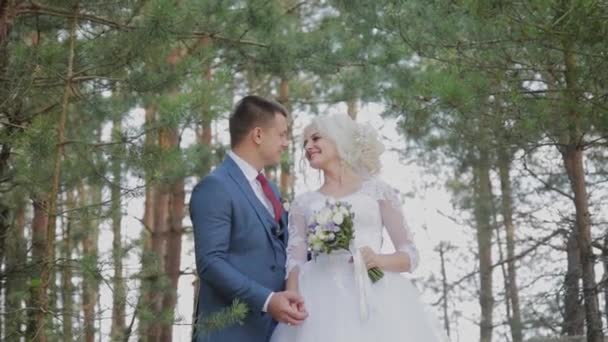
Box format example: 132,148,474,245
1,1,607,341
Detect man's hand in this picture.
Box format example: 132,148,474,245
267,291,308,325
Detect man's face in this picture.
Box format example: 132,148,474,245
259,112,289,166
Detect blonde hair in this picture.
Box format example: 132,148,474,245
303,113,385,178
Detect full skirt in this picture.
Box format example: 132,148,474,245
270,252,447,342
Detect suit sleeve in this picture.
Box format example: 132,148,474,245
190,176,272,312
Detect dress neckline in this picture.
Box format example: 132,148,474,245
315,180,368,200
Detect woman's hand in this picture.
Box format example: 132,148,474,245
290,297,307,315
359,246,382,270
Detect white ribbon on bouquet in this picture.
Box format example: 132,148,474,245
350,244,372,321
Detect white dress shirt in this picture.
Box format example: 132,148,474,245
228,151,274,216
227,151,275,312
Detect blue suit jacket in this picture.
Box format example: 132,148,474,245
190,156,288,342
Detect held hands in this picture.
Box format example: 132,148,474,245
268,290,308,326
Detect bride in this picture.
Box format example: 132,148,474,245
270,113,447,342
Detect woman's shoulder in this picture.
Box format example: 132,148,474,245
292,191,318,204
290,191,320,207
360,177,400,200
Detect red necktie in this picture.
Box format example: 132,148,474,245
256,173,283,223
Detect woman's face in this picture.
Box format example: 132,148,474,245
303,126,340,170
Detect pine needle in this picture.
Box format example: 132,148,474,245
197,299,250,334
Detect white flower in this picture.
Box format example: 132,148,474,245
310,239,324,252
332,212,344,225
315,229,325,239
315,208,332,225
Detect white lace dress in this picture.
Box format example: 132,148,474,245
270,179,447,342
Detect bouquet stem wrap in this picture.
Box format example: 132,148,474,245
351,244,371,321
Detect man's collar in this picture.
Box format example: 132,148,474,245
228,151,261,182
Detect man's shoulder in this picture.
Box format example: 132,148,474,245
192,169,230,198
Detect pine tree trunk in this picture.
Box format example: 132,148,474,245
138,105,157,341
561,146,604,342
497,148,523,342
603,235,608,326
148,128,171,342
563,231,584,336
81,182,101,342
192,79,213,339
277,78,293,198
0,0,15,201
27,198,48,340
474,146,494,342
0,205,6,340
160,128,185,342
560,34,604,342
35,9,77,341
61,191,75,341
5,201,26,340
494,210,512,340
110,117,126,342
0,0,14,44
438,242,451,338
347,98,358,120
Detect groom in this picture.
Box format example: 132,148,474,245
190,95,307,342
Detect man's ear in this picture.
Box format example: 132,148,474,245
251,127,263,145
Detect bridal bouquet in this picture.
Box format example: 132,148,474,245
307,199,384,283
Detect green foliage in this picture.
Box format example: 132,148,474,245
196,299,250,335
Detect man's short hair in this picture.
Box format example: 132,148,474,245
229,95,288,148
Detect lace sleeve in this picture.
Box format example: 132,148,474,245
375,180,419,272
285,195,308,277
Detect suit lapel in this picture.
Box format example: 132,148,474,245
223,157,277,239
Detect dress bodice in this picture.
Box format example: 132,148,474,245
285,178,419,276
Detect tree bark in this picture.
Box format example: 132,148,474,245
560,33,604,342
138,105,157,341
277,78,293,198
81,182,101,342
35,8,77,341
603,235,608,327
146,127,171,342
0,0,15,45
5,201,26,340
27,198,48,340
562,145,604,342
192,62,213,340
347,98,358,120
0,203,6,340
497,147,523,342
562,231,584,336
160,128,185,342
474,146,494,342
110,117,126,341
61,190,75,341
437,242,451,338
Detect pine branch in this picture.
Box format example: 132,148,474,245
431,229,566,306
522,157,575,201
195,299,249,335
17,2,131,30
180,32,269,48
16,2,269,49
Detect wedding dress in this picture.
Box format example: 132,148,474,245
270,178,447,342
